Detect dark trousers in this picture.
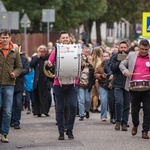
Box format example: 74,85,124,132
108,89,115,118
12,91,23,126
114,87,130,125
130,90,150,131
25,90,34,111
54,84,78,134
53,89,70,125
0,109,2,132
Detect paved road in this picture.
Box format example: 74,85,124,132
0,106,149,150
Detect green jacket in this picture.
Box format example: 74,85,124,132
0,48,22,85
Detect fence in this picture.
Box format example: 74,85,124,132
11,32,59,56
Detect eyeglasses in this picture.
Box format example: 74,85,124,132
139,47,149,51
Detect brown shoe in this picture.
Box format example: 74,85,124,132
131,126,138,136
122,124,128,131
142,131,149,139
115,122,121,130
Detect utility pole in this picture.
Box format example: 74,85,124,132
20,13,31,53
42,9,55,43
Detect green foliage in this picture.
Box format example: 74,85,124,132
99,0,140,23
135,0,150,23
1,0,150,33
1,0,107,32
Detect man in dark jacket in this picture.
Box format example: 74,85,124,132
110,40,130,131
11,45,29,129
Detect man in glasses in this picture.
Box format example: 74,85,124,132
119,39,150,139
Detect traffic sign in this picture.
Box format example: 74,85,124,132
142,12,150,37
0,11,19,30
20,13,31,28
42,9,55,22
0,0,7,12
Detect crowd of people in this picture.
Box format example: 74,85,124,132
0,28,150,143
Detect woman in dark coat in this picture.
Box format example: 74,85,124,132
30,45,51,117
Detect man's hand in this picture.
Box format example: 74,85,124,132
124,70,132,77
10,71,15,78
101,73,107,79
47,60,52,67
109,74,113,80
37,51,41,58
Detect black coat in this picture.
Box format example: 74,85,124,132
30,54,50,89
110,52,126,88
30,53,51,115
14,54,29,92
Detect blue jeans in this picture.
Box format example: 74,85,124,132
99,87,108,119
0,85,14,135
78,88,91,117
12,91,23,126
54,84,78,134
114,87,130,125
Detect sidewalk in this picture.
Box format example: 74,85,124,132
0,106,149,150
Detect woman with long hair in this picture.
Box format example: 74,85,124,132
89,46,103,113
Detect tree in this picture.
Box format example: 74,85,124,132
94,0,142,44
2,0,63,32
134,0,150,23
78,0,107,43
3,0,149,41
2,0,107,34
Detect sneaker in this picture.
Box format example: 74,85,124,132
66,130,74,139
1,135,9,143
10,123,15,127
122,124,128,131
79,116,84,121
110,114,116,124
110,118,116,124
58,134,64,140
14,125,21,129
85,111,90,119
115,122,121,130
91,109,97,113
96,109,101,113
101,118,107,122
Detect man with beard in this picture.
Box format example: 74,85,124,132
110,40,130,131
